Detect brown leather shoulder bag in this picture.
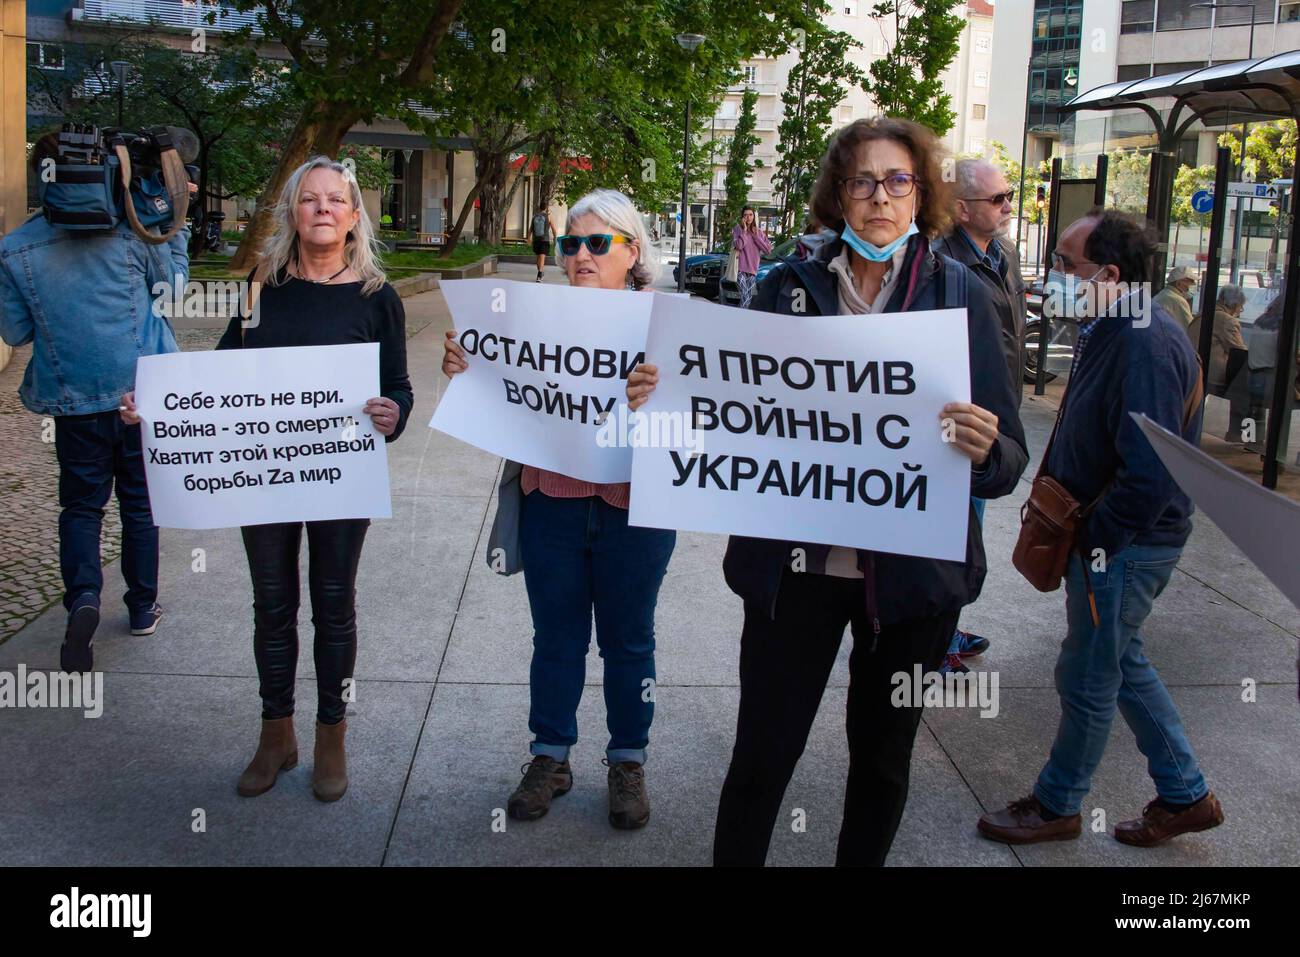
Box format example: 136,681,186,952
1013,357,1203,601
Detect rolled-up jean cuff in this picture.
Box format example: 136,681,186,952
530,742,571,762
1032,783,1074,819
607,747,647,766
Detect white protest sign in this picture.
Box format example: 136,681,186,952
431,278,652,483
135,343,391,529
629,294,972,561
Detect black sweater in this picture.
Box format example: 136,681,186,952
216,270,414,442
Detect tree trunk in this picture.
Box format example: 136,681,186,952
474,147,512,245
228,104,362,272
440,176,484,258
498,156,530,237
536,134,563,209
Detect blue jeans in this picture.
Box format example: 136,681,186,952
1035,543,1208,816
54,412,158,614
519,491,675,765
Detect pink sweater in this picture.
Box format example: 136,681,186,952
521,466,630,509
732,224,773,275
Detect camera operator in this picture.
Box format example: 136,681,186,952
0,130,193,672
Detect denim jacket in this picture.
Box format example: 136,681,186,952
0,213,189,415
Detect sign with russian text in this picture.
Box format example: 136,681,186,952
431,279,650,483
135,343,391,529
628,295,972,561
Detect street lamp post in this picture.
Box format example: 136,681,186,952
110,60,129,128
675,33,704,293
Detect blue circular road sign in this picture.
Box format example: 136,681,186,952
1192,189,1214,213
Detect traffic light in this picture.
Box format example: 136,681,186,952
1036,186,1046,210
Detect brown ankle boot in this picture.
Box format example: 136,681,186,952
312,718,348,802
236,716,298,797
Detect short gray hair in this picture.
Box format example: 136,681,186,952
955,158,999,198
558,188,660,290
1218,284,1246,309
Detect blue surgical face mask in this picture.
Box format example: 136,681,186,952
842,217,919,262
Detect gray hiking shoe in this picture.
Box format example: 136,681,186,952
507,755,573,821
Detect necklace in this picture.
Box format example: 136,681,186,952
297,261,349,284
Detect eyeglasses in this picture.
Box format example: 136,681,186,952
839,173,918,200
963,189,1016,207
557,233,631,256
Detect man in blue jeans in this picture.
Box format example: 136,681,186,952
979,208,1223,847
0,132,190,671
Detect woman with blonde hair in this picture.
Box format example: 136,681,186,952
125,156,413,802
443,188,675,830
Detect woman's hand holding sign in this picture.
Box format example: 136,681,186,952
941,402,998,467
365,396,400,436
442,330,468,378
626,363,658,411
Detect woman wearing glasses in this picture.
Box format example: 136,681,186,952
628,117,1028,865
442,189,674,831
732,206,772,308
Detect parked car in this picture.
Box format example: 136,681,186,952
673,240,732,299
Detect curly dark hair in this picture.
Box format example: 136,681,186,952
809,116,954,239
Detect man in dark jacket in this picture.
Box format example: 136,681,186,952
979,208,1224,848
930,158,1028,670
931,158,1026,403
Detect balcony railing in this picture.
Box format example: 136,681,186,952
74,1,268,35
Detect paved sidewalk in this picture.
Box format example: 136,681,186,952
1,264,1297,866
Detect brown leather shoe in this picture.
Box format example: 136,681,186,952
312,718,348,802
978,794,1082,844
507,756,573,821
236,716,298,797
1114,792,1224,847
606,760,650,830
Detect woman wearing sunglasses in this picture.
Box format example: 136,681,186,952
442,189,675,831
627,117,1028,865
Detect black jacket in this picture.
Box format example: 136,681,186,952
721,233,1029,625
931,229,1026,405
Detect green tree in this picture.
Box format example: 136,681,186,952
772,2,864,239
717,88,760,236
221,0,466,271
27,38,293,254
427,0,806,255
861,0,964,134
1217,119,1297,183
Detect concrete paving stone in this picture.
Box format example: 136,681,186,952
0,672,431,866
384,682,1013,866
926,684,1300,866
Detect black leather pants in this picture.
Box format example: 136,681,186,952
240,519,370,725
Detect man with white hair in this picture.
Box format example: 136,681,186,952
1154,265,1197,330
930,158,1027,672
933,158,1026,399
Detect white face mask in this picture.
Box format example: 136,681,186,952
1042,265,1104,320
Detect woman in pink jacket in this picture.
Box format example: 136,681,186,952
731,206,772,307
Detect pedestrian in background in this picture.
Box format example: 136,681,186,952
732,206,772,308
